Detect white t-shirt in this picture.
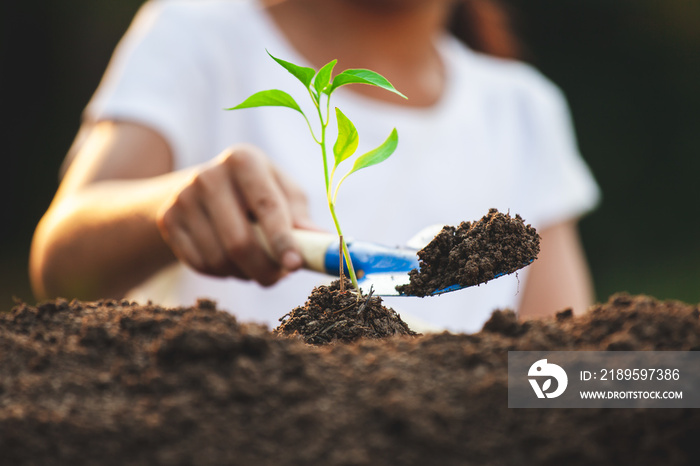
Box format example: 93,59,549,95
85,0,600,333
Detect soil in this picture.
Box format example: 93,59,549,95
1,294,700,465
274,279,417,344
396,208,541,296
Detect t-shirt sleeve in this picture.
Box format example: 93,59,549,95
511,72,601,229
84,0,216,169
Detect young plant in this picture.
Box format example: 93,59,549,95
227,51,406,292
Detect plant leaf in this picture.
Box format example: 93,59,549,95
333,108,359,167
226,89,303,114
330,69,407,99
314,59,337,96
267,50,315,89
348,128,398,176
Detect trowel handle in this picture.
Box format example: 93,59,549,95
253,226,335,274
254,226,419,278
290,229,337,273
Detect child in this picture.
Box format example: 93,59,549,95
31,0,599,332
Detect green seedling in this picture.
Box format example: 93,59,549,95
227,51,406,292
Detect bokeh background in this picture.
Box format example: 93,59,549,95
2,0,699,309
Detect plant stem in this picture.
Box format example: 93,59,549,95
339,235,345,293
328,202,360,291
311,87,359,292
314,94,331,193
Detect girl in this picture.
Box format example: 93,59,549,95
31,0,599,332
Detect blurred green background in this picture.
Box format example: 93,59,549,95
2,0,699,309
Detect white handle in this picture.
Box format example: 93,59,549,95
253,226,335,274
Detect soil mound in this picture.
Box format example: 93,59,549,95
396,208,540,296
274,279,417,344
1,294,699,465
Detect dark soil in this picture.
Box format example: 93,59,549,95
274,279,417,344
396,208,541,296
1,294,700,465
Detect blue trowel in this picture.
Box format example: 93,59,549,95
291,229,421,296
261,227,516,297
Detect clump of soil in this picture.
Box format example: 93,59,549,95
1,294,699,465
396,208,540,296
275,279,417,344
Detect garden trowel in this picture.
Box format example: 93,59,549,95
260,227,507,297
289,229,420,296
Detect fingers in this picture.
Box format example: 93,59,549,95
156,144,311,286
223,146,303,271
194,158,285,284
157,176,247,279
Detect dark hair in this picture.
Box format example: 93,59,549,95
449,0,521,60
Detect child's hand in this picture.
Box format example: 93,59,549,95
157,144,313,285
